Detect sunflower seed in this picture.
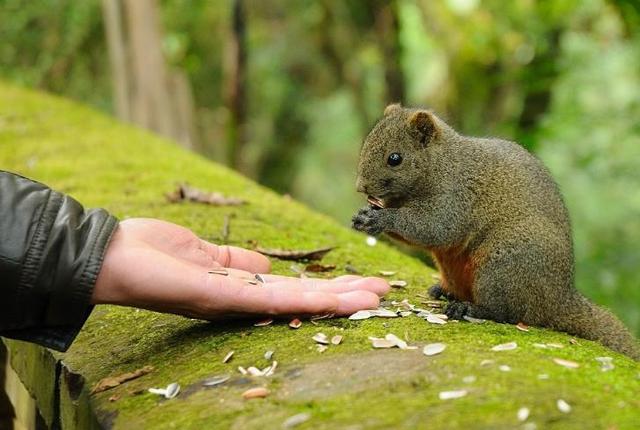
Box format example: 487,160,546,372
480,359,495,366
208,268,229,276
547,343,564,349
316,344,328,353
533,343,548,349
331,335,343,345
151,382,180,399
283,412,311,428
223,351,234,363
385,333,408,349
557,399,571,413
242,387,270,399
390,280,407,288
370,308,399,318
370,338,396,348
366,236,377,246
264,350,274,361
289,318,302,329
348,310,373,320
247,367,264,376
203,374,230,387
238,366,248,375
595,356,614,371
254,318,273,327
516,322,530,332
553,358,579,369
379,270,397,276
423,343,446,356
517,407,530,421
499,365,512,372
264,361,278,377
463,315,486,323
312,333,329,345
439,390,467,400
426,314,447,325
255,274,265,283
462,375,476,384
537,374,549,380
491,342,517,351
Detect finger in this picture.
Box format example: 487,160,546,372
208,281,340,316
260,277,389,297
200,241,271,273
335,290,381,315
258,274,364,283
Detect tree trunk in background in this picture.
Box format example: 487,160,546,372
374,0,405,105
223,0,248,170
100,0,196,149
516,28,561,150
101,0,130,122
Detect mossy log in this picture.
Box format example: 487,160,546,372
1,83,639,429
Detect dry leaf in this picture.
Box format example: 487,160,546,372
305,263,336,272
91,365,154,394
166,184,246,206
256,246,334,261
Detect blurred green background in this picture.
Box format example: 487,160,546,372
1,0,639,335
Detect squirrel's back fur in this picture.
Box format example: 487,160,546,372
353,104,640,360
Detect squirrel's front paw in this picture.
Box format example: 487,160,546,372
351,206,388,235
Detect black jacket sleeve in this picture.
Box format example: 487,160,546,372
0,171,118,351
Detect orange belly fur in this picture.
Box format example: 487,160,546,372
385,232,477,302
430,246,476,302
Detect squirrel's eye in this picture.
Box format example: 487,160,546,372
387,153,403,166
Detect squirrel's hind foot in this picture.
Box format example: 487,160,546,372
444,300,473,320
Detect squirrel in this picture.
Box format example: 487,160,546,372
352,103,640,360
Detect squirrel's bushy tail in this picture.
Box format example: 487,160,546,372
552,293,640,361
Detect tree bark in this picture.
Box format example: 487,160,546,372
374,0,405,105
100,0,130,121
223,0,248,169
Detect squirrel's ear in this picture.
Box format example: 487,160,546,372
408,110,437,146
384,103,402,116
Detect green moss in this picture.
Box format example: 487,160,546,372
1,82,639,429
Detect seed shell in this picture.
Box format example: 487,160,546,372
423,343,446,356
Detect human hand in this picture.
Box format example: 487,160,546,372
92,218,390,319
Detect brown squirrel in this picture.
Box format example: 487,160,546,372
352,104,640,360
